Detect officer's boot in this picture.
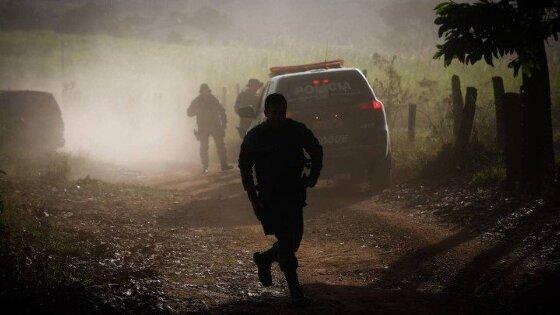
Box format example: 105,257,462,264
216,137,232,171
284,269,311,307
200,136,209,175
253,250,274,287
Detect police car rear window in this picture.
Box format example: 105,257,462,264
276,71,371,106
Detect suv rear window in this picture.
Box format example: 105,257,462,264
276,70,372,109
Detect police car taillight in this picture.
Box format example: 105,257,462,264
359,99,383,111
312,79,331,86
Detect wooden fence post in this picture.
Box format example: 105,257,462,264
519,85,532,185
221,87,227,106
456,87,477,151
408,103,416,142
492,76,506,150
502,93,523,188
451,75,464,143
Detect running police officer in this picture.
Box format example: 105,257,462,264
238,93,323,306
188,83,232,174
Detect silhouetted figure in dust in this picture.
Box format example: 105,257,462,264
187,83,232,174
234,78,263,138
238,93,323,306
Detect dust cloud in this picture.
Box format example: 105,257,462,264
60,72,197,166
56,44,200,167
0,0,444,169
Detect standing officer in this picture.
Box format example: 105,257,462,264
234,78,263,138
238,93,323,306
188,83,232,174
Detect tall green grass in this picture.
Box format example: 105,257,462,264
2,30,554,104
0,30,558,176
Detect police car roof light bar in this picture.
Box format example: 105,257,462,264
269,60,344,77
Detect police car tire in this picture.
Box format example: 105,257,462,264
368,156,392,191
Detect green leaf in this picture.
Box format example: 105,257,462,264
508,59,522,77
458,50,466,63
438,27,444,38
483,52,494,66
435,1,451,14
444,53,453,67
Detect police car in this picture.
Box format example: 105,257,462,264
238,60,391,189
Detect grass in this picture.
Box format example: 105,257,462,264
1,30,558,150
470,165,507,187
0,156,131,311
0,197,83,294
1,30,557,120
0,30,538,97
1,29,558,184
1,152,70,183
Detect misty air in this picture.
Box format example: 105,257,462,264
1,0,559,313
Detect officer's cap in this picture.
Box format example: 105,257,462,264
247,79,263,88
199,83,211,93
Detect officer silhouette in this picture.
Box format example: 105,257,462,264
238,93,323,306
187,83,232,173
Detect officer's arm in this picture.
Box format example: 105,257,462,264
234,93,242,114
302,126,323,186
238,134,258,201
219,104,227,129
209,95,227,128
187,100,198,117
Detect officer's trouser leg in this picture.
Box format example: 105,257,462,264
278,218,304,297
276,228,302,273
238,118,252,138
199,133,209,169
212,134,228,167
262,210,304,297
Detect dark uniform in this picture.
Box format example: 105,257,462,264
234,79,262,138
238,118,322,301
187,84,229,171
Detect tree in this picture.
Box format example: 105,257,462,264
434,0,559,191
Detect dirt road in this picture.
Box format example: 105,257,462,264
10,168,498,313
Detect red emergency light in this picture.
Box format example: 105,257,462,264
269,60,344,77
312,79,331,86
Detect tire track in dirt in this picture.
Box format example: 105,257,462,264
138,174,488,312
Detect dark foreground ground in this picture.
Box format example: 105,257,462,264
1,167,559,314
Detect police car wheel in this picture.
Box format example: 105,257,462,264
367,157,392,192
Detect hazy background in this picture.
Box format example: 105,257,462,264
0,0,557,167
0,0,440,50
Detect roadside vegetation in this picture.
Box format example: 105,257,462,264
0,163,95,311
1,29,557,178
1,1,559,311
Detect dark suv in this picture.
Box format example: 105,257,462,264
240,67,391,188
0,90,64,157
